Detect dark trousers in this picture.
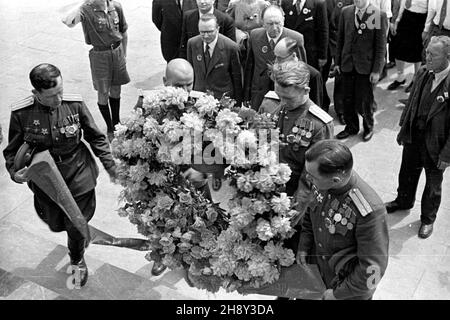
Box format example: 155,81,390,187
321,50,332,111
32,185,95,263
397,138,444,224
333,73,345,116
342,70,375,134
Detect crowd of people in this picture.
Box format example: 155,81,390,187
1,0,449,300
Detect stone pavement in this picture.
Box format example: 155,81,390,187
0,0,449,300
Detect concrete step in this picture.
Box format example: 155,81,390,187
0,267,66,300
0,221,193,300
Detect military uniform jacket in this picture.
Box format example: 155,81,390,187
3,95,115,197
298,172,389,300
277,99,334,177
398,66,450,165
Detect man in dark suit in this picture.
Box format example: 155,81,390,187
152,0,198,62
244,5,307,110
385,36,450,239
187,14,243,104
179,0,236,59
334,0,387,141
281,0,329,70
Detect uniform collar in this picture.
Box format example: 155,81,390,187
432,63,450,86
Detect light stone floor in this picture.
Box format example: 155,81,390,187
0,0,449,300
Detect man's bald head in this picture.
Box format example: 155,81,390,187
274,37,299,63
163,58,194,92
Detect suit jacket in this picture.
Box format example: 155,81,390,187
179,9,236,59
152,0,198,62
244,27,307,109
282,0,329,69
398,66,450,165
328,0,354,59
187,34,243,104
336,4,387,75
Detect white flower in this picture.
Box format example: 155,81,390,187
237,130,257,148
256,218,274,241
180,112,204,131
195,94,219,116
215,109,242,132
271,193,291,214
114,123,128,137
160,119,183,143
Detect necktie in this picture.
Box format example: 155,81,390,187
439,0,448,29
205,44,211,67
404,0,412,10
177,0,181,11
355,10,363,28
295,0,302,14
269,39,276,50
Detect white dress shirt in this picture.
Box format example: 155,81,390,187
424,0,450,31
370,0,393,18
432,63,450,92
204,33,219,57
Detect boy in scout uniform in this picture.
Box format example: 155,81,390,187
3,63,117,287
62,0,130,141
298,139,389,300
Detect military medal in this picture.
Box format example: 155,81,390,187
287,134,296,143
33,120,40,126
41,128,48,135
347,222,354,230
292,126,299,133
289,10,293,15
337,1,343,8
437,95,445,102
303,8,310,14
324,218,332,228
360,23,366,30
60,127,66,134
341,217,348,226
197,54,202,61
329,225,336,234
328,208,334,217
305,131,312,138
334,213,342,223
358,29,363,34
262,46,268,53
300,129,306,136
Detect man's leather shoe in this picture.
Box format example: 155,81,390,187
151,261,167,276
363,130,374,141
387,79,406,90
212,177,222,191
336,130,356,139
68,257,88,288
337,114,346,125
418,223,433,239
385,200,413,213
405,81,413,93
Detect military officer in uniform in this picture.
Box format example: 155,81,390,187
298,139,389,300
272,59,334,197
3,63,117,287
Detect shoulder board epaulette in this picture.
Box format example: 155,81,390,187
189,90,204,99
349,188,373,217
264,91,280,100
62,93,83,102
10,95,34,111
308,104,333,123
